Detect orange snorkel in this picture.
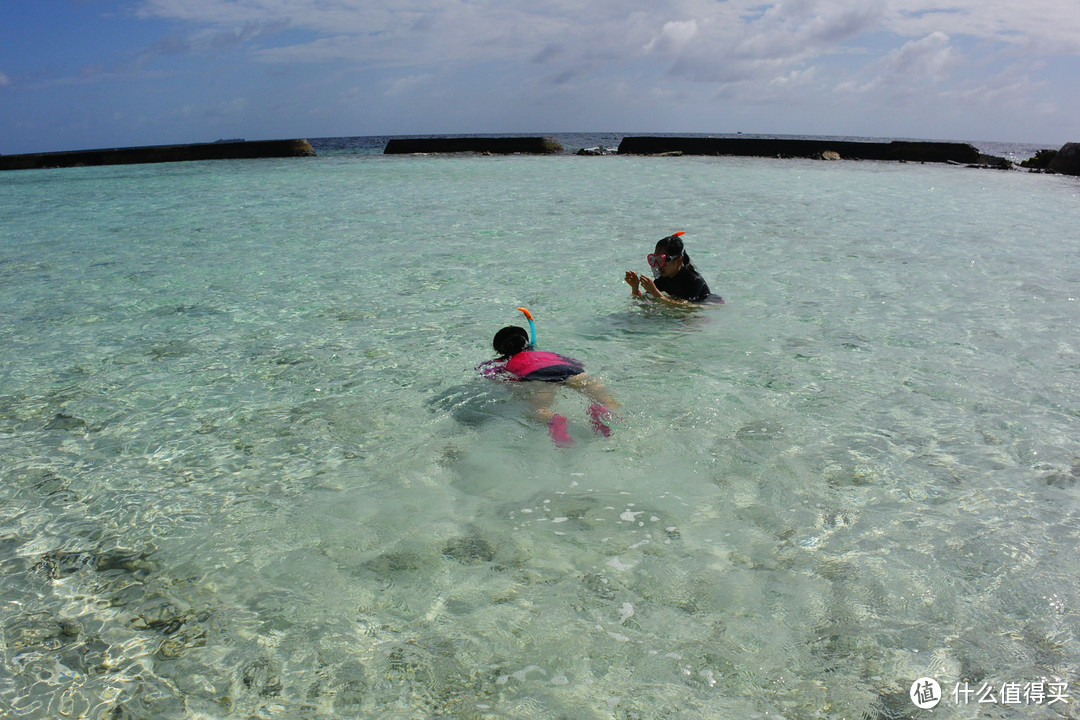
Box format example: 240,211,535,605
516,307,537,348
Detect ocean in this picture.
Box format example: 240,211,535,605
1,133,1078,719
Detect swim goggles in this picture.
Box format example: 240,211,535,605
647,253,678,269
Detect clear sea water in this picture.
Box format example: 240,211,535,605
1,134,1079,719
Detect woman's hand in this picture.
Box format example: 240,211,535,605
639,274,660,296
628,271,686,306
639,274,688,306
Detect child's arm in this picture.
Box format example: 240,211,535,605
477,358,511,379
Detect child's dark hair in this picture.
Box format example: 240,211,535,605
493,325,530,357
655,233,694,268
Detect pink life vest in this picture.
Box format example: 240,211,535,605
504,350,584,380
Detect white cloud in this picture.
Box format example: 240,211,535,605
831,31,954,97
0,72,9,87
880,31,954,81
884,0,1080,53
131,0,1080,81
644,1,884,87
120,0,1078,140
385,73,435,97
644,20,699,55
770,66,818,88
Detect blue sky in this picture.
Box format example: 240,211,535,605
1,0,1077,154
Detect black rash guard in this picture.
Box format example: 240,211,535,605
654,264,715,302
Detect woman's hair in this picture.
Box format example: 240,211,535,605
655,234,692,266
493,325,530,357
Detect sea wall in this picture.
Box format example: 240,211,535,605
384,137,564,154
0,139,316,171
617,136,981,164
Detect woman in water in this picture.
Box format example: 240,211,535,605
625,232,721,305
480,310,619,448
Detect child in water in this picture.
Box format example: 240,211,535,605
480,309,619,448
625,231,722,304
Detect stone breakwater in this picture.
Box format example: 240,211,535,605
6,135,1077,173
0,139,316,171
384,137,564,154
380,135,1080,172
616,137,1080,174
616,136,982,163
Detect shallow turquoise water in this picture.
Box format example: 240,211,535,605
1,152,1079,719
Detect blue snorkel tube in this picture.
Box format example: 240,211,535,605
517,307,537,348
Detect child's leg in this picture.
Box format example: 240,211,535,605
527,385,558,422
565,373,620,411
527,385,573,447
565,373,618,437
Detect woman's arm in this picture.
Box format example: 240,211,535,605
639,275,690,306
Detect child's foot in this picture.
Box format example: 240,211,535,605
589,404,613,438
548,414,574,448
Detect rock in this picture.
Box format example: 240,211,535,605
384,136,564,154
33,547,154,579
971,154,1013,170
1021,148,1058,170
239,657,283,698
576,145,616,156
131,602,188,634
442,531,497,564
1048,142,1080,175
45,413,86,431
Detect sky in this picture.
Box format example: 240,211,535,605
1,0,1077,154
